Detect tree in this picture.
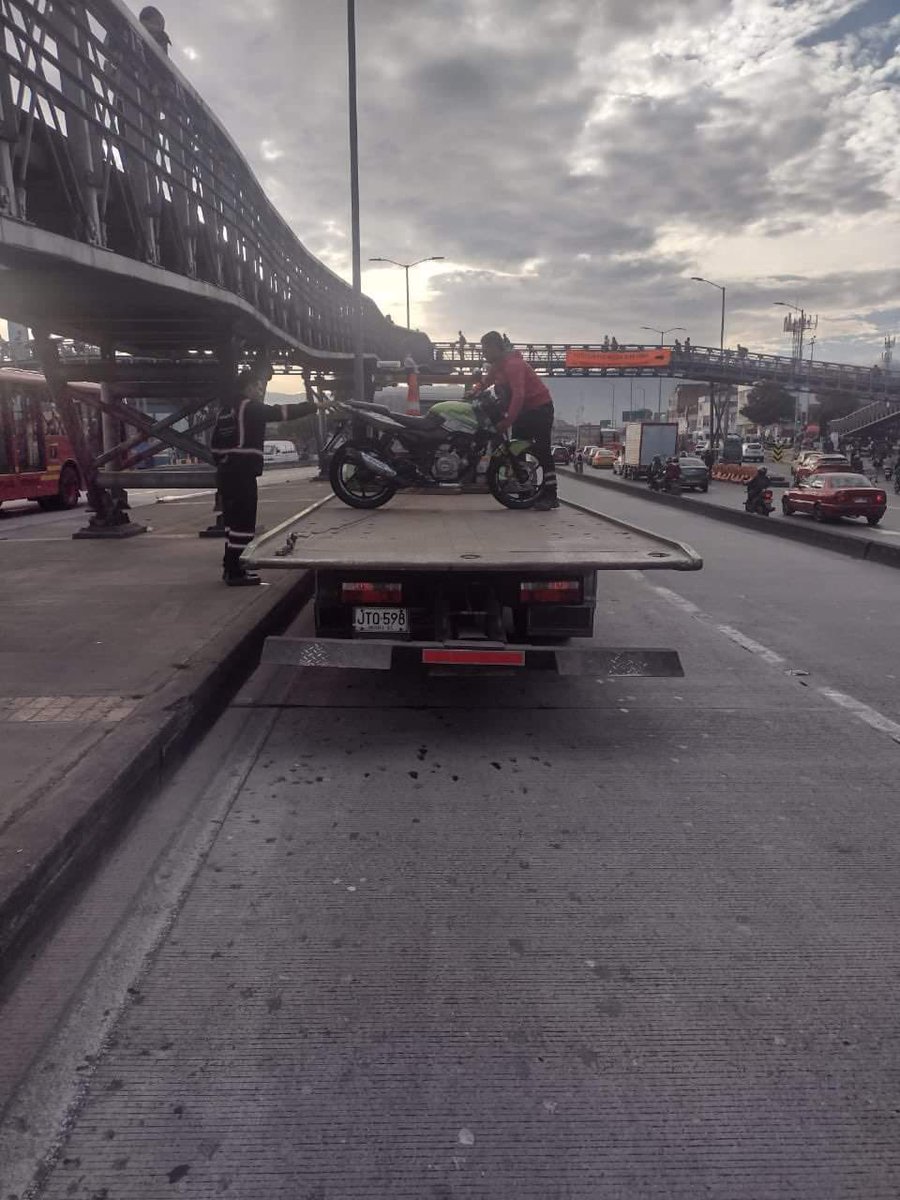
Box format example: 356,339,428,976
815,390,861,436
739,381,796,428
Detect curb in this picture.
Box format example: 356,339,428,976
0,571,315,968
561,469,900,569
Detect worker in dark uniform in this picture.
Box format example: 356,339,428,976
211,368,316,586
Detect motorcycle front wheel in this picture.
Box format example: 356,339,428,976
487,446,543,509
329,442,397,509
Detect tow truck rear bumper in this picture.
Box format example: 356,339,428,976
261,637,684,676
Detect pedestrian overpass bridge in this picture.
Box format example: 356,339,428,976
0,0,430,376
428,342,899,405
0,0,433,528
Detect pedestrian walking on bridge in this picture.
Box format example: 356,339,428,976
211,368,316,586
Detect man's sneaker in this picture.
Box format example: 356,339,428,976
532,491,560,511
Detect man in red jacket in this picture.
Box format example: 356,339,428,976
480,330,558,509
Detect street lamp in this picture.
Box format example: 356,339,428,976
641,325,686,419
346,0,364,405
692,276,727,451
369,255,446,330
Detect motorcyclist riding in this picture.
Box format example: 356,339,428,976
746,466,769,501
664,456,681,488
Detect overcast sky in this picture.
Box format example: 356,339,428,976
126,0,899,375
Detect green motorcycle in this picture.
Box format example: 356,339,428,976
326,390,545,510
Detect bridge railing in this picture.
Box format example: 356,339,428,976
428,343,895,397
0,0,429,364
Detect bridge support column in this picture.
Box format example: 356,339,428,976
35,335,147,540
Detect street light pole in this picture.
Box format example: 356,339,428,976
347,0,364,405
348,0,364,403
691,277,727,451
369,255,446,330
641,325,685,418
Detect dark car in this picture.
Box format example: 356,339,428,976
551,444,571,465
781,472,887,526
676,455,709,492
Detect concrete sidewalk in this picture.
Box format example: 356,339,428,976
0,473,328,961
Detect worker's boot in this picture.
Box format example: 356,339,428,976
533,484,560,511
222,544,261,586
224,571,262,587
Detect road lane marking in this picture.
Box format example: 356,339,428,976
713,624,787,667
816,687,900,741
650,584,900,746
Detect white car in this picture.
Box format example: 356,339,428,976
693,438,709,454
742,441,764,463
264,439,300,465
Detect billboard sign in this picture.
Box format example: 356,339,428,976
565,348,672,370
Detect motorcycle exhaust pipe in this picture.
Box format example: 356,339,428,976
348,448,398,480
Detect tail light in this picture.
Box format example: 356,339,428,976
876,492,886,503
520,580,582,604
341,581,402,603
833,491,847,503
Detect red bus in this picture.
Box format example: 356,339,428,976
0,368,95,511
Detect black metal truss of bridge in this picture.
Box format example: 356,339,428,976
0,0,430,367
428,342,899,402
0,0,434,533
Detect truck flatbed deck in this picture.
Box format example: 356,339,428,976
244,492,702,572
245,492,700,677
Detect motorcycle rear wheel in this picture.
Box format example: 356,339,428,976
329,442,397,509
487,447,543,509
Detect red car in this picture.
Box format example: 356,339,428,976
781,472,887,526
792,452,850,481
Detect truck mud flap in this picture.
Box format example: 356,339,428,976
261,637,684,677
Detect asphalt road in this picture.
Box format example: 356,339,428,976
2,479,900,1198
584,464,900,536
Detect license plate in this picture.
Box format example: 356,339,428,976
353,607,409,635
854,497,868,503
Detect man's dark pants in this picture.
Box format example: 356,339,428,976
219,465,258,578
512,402,556,493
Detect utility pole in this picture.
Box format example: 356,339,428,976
347,0,365,405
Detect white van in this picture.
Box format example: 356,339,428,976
263,440,300,466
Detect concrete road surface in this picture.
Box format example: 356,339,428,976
2,478,900,1198
0,464,314,539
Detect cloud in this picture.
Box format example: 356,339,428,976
123,0,900,366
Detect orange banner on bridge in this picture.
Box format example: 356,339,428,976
565,348,673,369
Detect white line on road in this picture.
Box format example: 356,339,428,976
650,584,900,746
713,623,787,667
816,687,900,742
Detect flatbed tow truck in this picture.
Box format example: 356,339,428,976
244,491,701,675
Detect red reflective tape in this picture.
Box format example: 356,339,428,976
422,649,526,666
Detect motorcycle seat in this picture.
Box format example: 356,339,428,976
388,411,443,430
